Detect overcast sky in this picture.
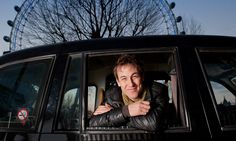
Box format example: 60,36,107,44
0,0,236,55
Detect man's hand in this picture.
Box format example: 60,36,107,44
128,100,150,117
93,103,113,115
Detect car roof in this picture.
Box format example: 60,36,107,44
1,35,236,63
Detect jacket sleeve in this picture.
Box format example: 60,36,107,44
89,107,127,127
89,86,128,127
127,82,169,131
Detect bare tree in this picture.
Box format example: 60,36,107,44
22,0,167,46
181,16,204,34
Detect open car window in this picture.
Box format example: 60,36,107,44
86,51,188,131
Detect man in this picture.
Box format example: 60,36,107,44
89,54,169,131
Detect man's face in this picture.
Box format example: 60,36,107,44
116,64,143,101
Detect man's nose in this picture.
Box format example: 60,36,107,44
127,77,135,86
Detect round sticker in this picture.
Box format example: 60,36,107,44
17,108,29,125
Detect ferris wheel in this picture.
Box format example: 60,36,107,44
4,0,184,52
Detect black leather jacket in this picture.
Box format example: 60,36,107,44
89,82,169,132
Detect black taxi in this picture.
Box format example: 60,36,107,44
0,35,236,141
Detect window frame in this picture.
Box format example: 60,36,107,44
55,54,83,131
84,48,190,134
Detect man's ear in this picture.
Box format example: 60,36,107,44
116,79,121,87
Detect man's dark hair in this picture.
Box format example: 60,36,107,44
113,54,144,80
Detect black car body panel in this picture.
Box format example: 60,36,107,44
0,35,236,141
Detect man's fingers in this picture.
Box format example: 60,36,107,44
93,105,112,115
128,100,151,116
141,101,150,106
139,101,150,115
140,101,150,109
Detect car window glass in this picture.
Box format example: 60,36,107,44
57,56,81,130
0,59,52,129
200,52,236,126
210,81,236,106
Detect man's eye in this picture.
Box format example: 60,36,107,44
120,77,126,81
132,75,140,78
